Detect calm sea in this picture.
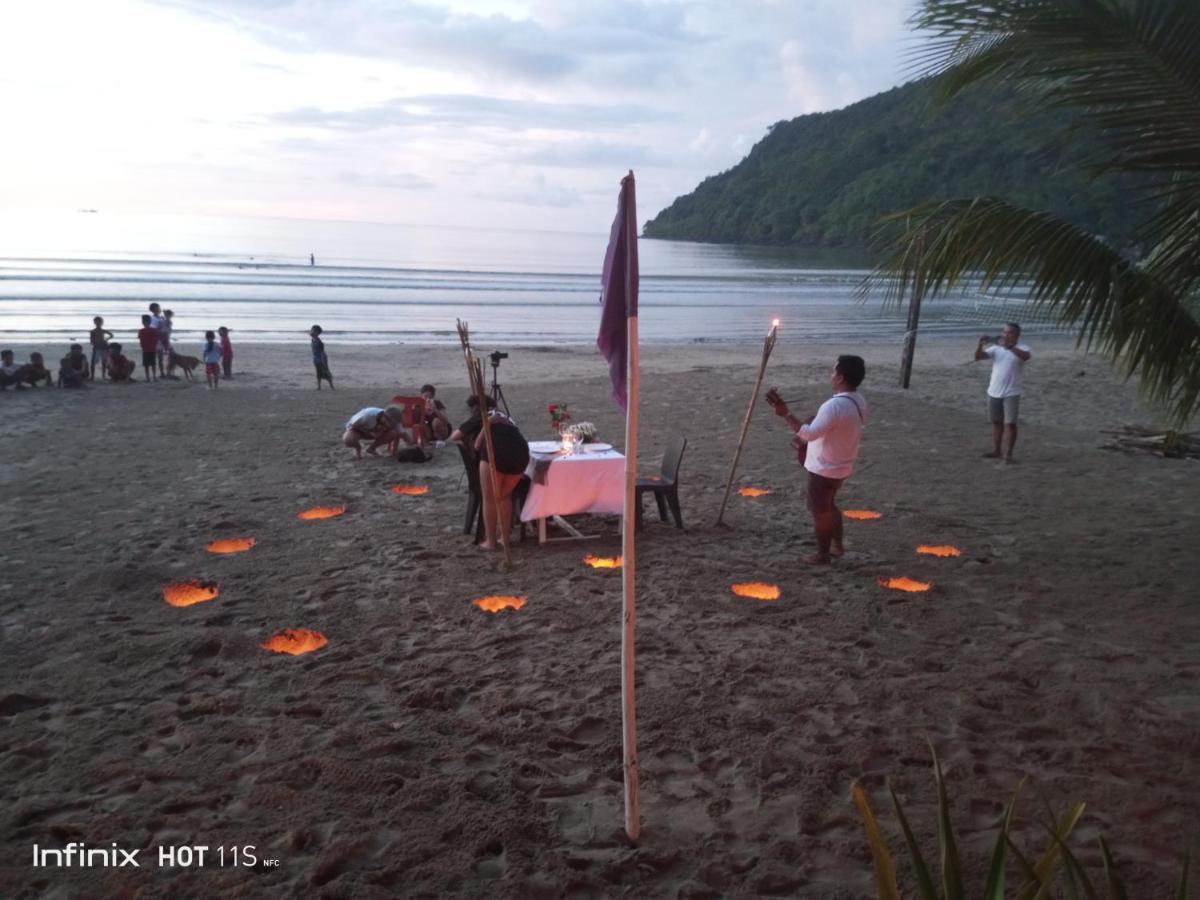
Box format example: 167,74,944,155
0,210,1025,346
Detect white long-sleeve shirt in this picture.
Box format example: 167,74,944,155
796,391,867,480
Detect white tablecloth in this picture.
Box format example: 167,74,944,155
520,448,625,522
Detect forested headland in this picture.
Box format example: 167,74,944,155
643,78,1144,250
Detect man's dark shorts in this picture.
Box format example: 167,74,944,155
806,471,845,514
142,351,157,368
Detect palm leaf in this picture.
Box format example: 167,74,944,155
908,0,1200,177
851,782,902,900
982,784,1021,900
930,743,965,900
1099,838,1131,900
862,198,1200,424
888,780,940,900
1176,846,1191,900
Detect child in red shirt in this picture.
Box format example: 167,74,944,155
137,314,159,382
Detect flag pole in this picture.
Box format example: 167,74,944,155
715,321,778,526
620,175,641,842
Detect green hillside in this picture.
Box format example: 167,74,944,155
643,79,1144,249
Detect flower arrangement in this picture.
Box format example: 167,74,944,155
566,421,598,443
548,403,571,432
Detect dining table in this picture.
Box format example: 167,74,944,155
520,440,625,543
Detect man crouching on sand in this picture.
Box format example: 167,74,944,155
767,355,868,565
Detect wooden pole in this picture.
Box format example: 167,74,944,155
715,323,778,526
898,233,925,390
457,320,512,570
621,312,640,842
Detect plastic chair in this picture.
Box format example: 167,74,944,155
635,435,687,530
388,395,426,453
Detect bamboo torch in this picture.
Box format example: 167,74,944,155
715,319,779,526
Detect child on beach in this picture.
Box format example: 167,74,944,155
89,316,113,380
218,326,233,379
58,344,89,388
149,303,168,376
106,343,135,381
1,349,23,390
20,352,53,387
137,315,159,382
310,325,334,390
202,331,221,389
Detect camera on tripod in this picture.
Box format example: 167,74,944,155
489,351,508,365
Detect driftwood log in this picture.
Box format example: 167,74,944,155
1100,426,1200,459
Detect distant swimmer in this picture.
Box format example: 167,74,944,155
310,253,315,266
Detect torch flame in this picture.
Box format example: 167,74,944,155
772,318,780,328
206,537,257,554
162,580,220,607
261,628,328,655
584,555,623,569
877,576,931,593
298,505,346,520
738,487,772,497
473,595,527,613
916,545,961,557
392,484,430,496
731,582,781,601
843,509,883,520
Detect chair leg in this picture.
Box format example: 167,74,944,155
654,490,668,522
666,486,683,529
464,492,480,535
635,491,645,531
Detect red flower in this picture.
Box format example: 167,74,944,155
548,404,557,412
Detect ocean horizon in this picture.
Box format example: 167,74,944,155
0,209,1041,347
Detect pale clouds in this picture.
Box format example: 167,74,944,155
2,0,913,231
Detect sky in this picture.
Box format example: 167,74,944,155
0,0,915,233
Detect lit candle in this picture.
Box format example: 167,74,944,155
771,318,780,332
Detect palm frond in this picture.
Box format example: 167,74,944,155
861,197,1200,424
908,0,1200,177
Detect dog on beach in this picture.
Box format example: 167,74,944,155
167,349,200,380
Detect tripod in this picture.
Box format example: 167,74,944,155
489,357,511,418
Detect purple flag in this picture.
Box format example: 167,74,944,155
598,172,639,410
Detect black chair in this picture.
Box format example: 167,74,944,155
457,442,528,542
635,435,687,530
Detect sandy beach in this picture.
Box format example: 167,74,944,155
1,335,1197,897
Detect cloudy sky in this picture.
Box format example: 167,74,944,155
1,0,914,232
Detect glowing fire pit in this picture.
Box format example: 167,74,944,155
473,595,527,613
731,582,781,601
298,505,346,521
738,488,772,497
162,580,220,607
584,555,623,569
916,545,961,557
206,537,257,554
261,628,328,655
843,510,882,520
392,484,429,496
877,576,931,593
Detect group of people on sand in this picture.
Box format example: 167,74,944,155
343,386,530,552
1,303,236,393
766,323,1031,564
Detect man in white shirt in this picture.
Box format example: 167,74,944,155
767,355,868,565
975,322,1032,463
148,303,168,377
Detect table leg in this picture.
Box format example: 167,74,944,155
538,517,547,545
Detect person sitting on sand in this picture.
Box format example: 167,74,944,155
106,343,136,382
475,411,529,551
58,344,90,388
420,384,452,442
767,355,867,565
20,352,54,387
1,349,24,390
343,405,408,459
975,323,1032,464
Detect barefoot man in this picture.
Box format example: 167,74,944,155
767,355,868,565
975,323,1032,463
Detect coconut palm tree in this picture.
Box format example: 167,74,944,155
867,0,1200,424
